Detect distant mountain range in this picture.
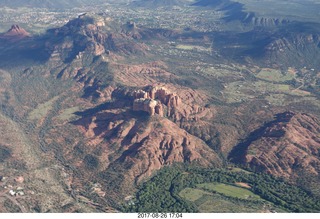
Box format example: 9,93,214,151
0,0,105,8
130,0,193,8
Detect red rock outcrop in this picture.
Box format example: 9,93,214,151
72,109,221,185
129,85,214,123
5,25,29,36
132,86,181,117
0,25,30,41
240,112,320,180
133,98,159,116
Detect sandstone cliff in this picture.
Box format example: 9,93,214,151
128,84,215,124
131,86,180,117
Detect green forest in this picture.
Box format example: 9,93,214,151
123,165,320,213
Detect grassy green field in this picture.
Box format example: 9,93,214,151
256,69,295,82
200,65,242,78
179,188,268,213
253,81,291,92
223,79,310,104
195,194,265,213
178,188,211,202
196,183,262,200
178,182,264,212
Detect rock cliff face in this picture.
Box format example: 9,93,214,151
132,86,180,116
133,98,160,116
230,111,320,181
126,84,215,125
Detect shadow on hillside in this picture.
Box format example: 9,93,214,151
228,111,294,164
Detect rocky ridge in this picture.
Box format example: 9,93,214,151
45,15,149,63
231,111,320,181
252,29,320,69
70,96,221,196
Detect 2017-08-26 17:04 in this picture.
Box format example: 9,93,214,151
137,213,183,218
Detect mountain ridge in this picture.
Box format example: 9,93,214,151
229,111,320,185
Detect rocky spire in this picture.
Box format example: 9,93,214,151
2,24,30,39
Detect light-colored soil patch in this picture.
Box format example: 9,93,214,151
235,182,251,189
28,96,59,121
57,106,80,121
229,167,252,174
176,44,210,52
